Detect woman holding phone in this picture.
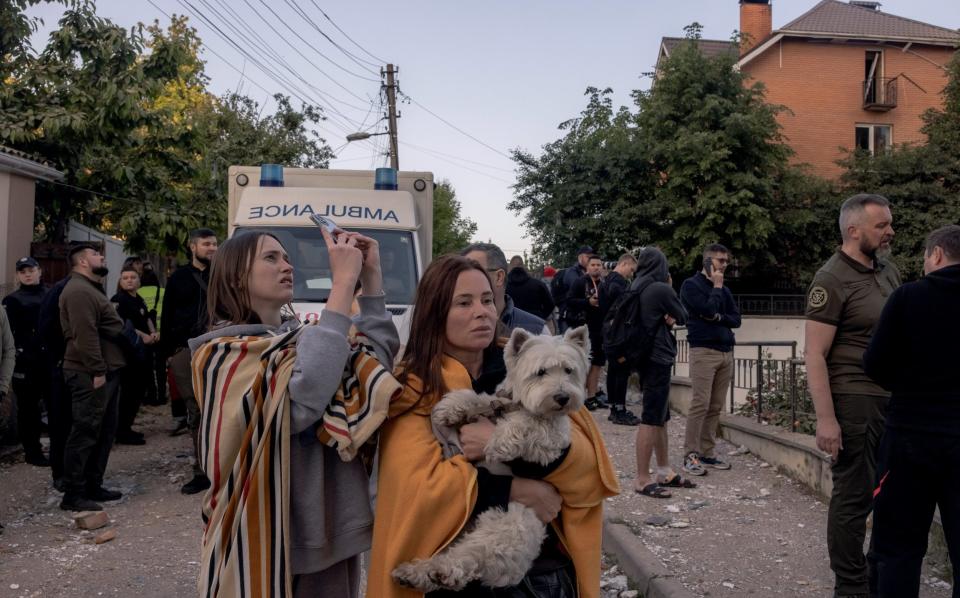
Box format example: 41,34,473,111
189,226,400,598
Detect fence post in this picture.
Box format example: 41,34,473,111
756,345,763,423
789,344,798,432
729,354,735,414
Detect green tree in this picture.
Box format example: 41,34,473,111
1,3,333,258
432,179,477,255
635,25,796,273
510,87,655,266
840,51,960,280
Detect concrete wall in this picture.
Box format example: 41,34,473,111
0,172,37,295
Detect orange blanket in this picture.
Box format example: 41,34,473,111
367,356,619,598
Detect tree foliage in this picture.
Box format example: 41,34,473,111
510,87,654,267
432,179,477,256
0,2,332,258
511,25,834,287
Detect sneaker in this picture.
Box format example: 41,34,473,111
700,456,732,470
594,391,609,409
181,474,211,495
608,409,641,426
60,494,103,512
169,418,189,436
683,452,707,477
584,396,602,411
84,487,122,501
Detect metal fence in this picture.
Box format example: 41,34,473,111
674,333,815,433
733,294,806,316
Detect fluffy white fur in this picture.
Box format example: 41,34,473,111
391,326,591,592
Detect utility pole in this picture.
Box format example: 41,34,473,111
382,64,400,170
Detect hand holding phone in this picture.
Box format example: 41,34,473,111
309,214,340,234
703,256,713,277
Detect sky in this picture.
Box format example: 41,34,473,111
26,0,960,259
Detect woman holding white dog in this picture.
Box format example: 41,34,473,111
368,255,619,598
189,229,400,598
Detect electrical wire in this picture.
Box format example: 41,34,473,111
401,143,514,184
309,1,387,66
400,141,514,173
253,0,380,83
281,0,381,73
399,91,513,160
170,0,377,146
206,0,371,113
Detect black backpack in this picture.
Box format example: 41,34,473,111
601,278,659,364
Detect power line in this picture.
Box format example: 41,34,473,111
253,0,379,84
281,0,381,72
168,0,377,145
399,91,513,160
401,143,514,185
401,141,514,173
309,1,387,66
206,0,371,113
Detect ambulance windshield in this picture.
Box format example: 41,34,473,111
234,226,418,304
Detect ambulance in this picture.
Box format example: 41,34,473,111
227,165,434,343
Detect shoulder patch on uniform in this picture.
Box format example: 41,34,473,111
808,286,828,308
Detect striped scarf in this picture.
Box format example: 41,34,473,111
192,322,401,597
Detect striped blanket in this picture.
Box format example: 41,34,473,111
191,323,401,597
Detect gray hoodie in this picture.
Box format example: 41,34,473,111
630,248,688,366
189,294,400,575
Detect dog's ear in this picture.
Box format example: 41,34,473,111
564,325,591,354
504,327,533,368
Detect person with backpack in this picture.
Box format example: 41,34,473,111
552,246,593,333
599,254,640,425
620,248,691,498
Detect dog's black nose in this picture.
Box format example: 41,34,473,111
554,394,570,407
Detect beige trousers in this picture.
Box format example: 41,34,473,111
683,347,734,457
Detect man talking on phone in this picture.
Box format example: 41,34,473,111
679,243,740,477
804,194,900,598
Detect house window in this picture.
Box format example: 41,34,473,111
864,51,883,104
855,124,892,154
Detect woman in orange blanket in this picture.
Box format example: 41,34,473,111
368,255,619,598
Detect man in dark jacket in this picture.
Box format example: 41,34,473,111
679,243,741,476
566,255,607,407
161,227,217,494
864,224,960,597
38,273,72,489
629,248,689,498
462,243,546,336
2,257,49,465
59,243,126,511
505,261,554,321
554,246,592,333
601,253,640,425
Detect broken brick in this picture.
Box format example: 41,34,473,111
74,511,109,530
94,529,117,544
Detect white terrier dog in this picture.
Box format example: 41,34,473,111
391,326,590,592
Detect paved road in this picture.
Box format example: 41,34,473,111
594,405,954,597
0,402,953,597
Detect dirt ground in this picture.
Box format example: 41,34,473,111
0,402,954,598
594,403,954,597
0,405,201,597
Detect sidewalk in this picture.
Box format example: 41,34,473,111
594,409,954,597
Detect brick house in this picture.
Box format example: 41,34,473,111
657,0,960,179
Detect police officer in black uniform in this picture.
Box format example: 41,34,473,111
2,257,50,466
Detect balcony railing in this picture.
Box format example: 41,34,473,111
863,77,897,111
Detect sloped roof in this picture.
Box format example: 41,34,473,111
0,145,63,181
661,37,738,59
780,0,959,42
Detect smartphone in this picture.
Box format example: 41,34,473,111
703,256,713,276
309,214,338,234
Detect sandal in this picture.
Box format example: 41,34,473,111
659,473,697,489
636,483,672,499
